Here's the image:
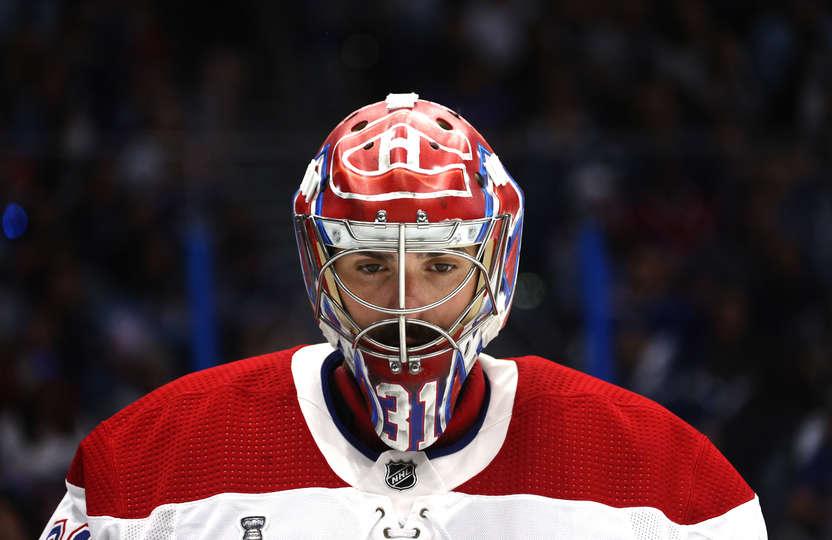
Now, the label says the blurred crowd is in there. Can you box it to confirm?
[1,0,831,536]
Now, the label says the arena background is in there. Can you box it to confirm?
[2,1,831,537]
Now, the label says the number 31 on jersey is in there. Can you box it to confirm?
[376,381,439,451]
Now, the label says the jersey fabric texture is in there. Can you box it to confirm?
[40,344,767,539]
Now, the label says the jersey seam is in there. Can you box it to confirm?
[109,350,301,417]
[107,386,298,425]
[512,390,669,414]
[682,432,708,524]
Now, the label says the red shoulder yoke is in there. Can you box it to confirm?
[68,346,348,519]
[458,355,754,525]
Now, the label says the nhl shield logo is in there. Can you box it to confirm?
[385,460,417,490]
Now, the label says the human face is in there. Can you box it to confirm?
[332,247,478,346]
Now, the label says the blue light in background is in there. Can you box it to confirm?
[186,218,219,371]
[2,203,28,239]
[579,219,614,383]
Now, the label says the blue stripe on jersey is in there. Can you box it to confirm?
[319,349,380,461]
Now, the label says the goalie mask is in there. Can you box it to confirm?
[293,93,524,452]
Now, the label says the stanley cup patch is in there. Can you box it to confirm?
[240,516,266,540]
[385,460,417,491]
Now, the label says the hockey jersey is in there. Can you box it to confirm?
[40,343,767,539]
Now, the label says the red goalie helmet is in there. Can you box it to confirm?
[293,93,524,451]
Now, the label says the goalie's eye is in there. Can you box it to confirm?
[358,263,386,275]
[430,262,457,273]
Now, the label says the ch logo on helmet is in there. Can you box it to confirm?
[240,516,266,540]
[332,113,474,201]
[343,124,426,174]
[385,460,417,490]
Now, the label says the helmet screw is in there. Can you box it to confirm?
[375,210,387,223]
[408,359,422,374]
[416,210,428,223]
[389,360,402,373]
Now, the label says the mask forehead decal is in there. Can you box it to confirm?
[330,110,474,201]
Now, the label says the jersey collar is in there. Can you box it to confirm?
[322,349,491,461]
[291,343,517,493]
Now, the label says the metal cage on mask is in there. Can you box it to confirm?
[294,210,512,376]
